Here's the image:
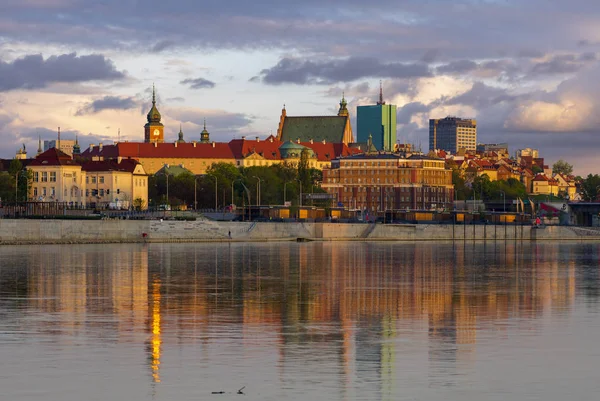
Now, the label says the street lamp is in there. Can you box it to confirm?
[202,174,218,211]
[253,176,262,206]
[194,175,199,210]
[499,190,505,212]
[283,182,289,205]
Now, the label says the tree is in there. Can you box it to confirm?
[552,159,573,176]
[579,174,600,201]
[532,165,543,174]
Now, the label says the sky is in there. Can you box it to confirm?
[1,0,600,175]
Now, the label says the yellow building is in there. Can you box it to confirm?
[28,148,86,205]
[81,159,149,209]
[532,174,560,196]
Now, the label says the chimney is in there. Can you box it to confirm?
[174,142,178,147]
[310,138,313,144]
[212,142,216,148]
[322,139,326,144]
[256,136,260,142]
[98,142,103,151]
[241,136,246,140]
[193,141,197,147]
[297,138,300,144]
[89,144,94,151]
[117,156,122,163]
[154,142,158,147]
[269,136,273,143]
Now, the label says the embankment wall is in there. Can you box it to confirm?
[1,219,600,245]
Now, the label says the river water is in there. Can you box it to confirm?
[1,242,600,400]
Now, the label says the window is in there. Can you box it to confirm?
[106,189,110,195]
[42,172,48,182]
[86,189,89,197]
[50,172,56,182]
[86,176,89,184]
[34,172,39,182]
[99,189,104,197]
[42,187,47,196]
[91,176,97,184]
[33,187,38,196]
[51,187,55,197]
[99,176,104,184]
[117,189,120,194]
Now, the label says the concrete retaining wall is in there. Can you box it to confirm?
[1,219,600,244]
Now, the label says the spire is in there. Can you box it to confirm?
[338,92,349,117]
[200,119,210,143]
[177,124,185,143]
[37,135,42,155]
[377,80,385,105]
[73,133,81,155]
[57,126,61,149]
[146,84,162,123]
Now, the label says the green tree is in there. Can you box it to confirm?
[531,165,543,174]
[552,159,573,176]
[579,174,600,201]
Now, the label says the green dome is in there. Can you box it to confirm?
[279,141,315,159]
[147,85,161,123]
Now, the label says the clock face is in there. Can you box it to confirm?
[153,129,160,136]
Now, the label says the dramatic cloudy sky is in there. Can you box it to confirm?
[2,0,600,174]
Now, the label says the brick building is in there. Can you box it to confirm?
[322,153,454,212]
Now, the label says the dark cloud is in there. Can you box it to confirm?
[530,54,586,75]
[180,77,216,89]
[167,97,185,102]
[260,57,431,85]
[421,49,439,63]
[446,82,518,109]
[0,53,125,91]
[75,96,139,116]
[436,60,478,75]
[396,102,432,124]
[151,40,175,53]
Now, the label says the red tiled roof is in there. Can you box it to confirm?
[28,148,79,166]
[229,138,281,160]
[81,159,141,173]
[301,141,360,161]
[533,174,548,181]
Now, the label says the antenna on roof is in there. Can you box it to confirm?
[118,128,121,143]
[377,80,385,105]
[57,127,61,149]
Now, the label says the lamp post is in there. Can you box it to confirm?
[203,174,217,211]
[284,182,289,205]
[194,175,199,210]
[253,176,262,206]
[500,190,505,212]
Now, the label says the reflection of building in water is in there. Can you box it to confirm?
[148,275,162,384]
[25,245,149,338]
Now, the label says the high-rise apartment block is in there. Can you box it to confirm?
[429,117,477,153]
[357,84,396,151]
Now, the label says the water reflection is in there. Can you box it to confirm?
[1,242,600,401]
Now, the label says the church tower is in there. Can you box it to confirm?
[338,93,349,117]
[200,119,210,143]
[144,85,164,143]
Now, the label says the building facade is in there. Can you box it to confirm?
[28,148,86,205]
[429,117,477,153]
[357,85,397,151]
[81,159,148,209]
[322,153,454,212]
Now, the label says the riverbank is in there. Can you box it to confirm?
[2,219,600,244]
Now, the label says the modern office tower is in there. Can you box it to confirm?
[357,83,397,151]
[429,117,477,153]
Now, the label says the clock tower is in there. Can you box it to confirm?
[144,85,164,143]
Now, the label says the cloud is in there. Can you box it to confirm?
[75,96,139,116]
[167,96,185,102]
[166,107,253,132]
[151,40,175,53]
[396,102,432,124]
[529,54,587,75]
[259,57,432,85]
[436,60,478,75]
[180,77,216,89]
[0,53,125,91]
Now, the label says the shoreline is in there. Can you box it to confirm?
[2,219,600,245]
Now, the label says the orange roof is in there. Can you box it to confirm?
[29,148,79,166]
[532,174,548,182]
[229,137,281,160]
[301,141,360,161]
